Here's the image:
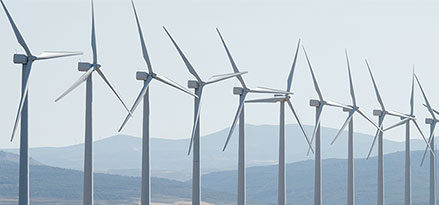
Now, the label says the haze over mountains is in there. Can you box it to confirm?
[0,150,435,204]
[4,124,433,181]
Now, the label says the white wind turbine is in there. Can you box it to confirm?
[377,69,430,205]
[164,27,247,205]
[117,1,197,205]
[244,40,314,205]
[217,33,312,205]
[415,74,437,205]
[365,61,433,205]
[54,1,131,205]
[0,1,82,204]
[329,50,381,205]
[302,46,353,205]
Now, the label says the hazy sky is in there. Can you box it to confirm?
[1,0,439,148]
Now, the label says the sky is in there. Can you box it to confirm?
[1,0,439,148]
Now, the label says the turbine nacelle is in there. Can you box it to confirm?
[373,109,384,116]
[310,99,321,107]
[426,118,437,125]
[78,62,93,72]
[233,87,245,95]
[342,106,358,112]
[13,54,28,64]
[136,71,149,81]
[188,80,201,89]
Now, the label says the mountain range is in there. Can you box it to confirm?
[0,151,242,204]
[0,150,436,204]
[4,124,433,181]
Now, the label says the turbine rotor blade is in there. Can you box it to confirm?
[55,65,95,102]
[415,74,436,119]
[421,122,436,166]
[413,119,434,155]
[36,51,82,60]
[383,119,409,132]
[345,49,356,106]
[188,87,203,155]
[10,62,32,141]
[324,100,351,109]
[216,28,247,89]
[163,27,202,82]
[365,60,385,111]
[154,75,197,98]
[410,67,415,115]
[356,108,382,131]
[386,110,412,119]
[118,75,153,132]
[223,92,247,151]
[0,0,32,56]
[366,115,385,160]
[245,97,285,103]
[286,39,301,93]
[91,0,97,64]
[330,108,356,145]
[95,68,132,116]
[287,99,313,153]
[206,72,247,85]
[307,105,323,156]
[253,87,293,95]
[131,0,152,73]
[302,46,323,101]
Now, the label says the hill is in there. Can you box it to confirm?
[4,124,433,181]
[0,151,241,204]
[201,150,434,205]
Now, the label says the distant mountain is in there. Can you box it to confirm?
[201,150,434,205]
[4,124,432,181]
[0,151,248,204]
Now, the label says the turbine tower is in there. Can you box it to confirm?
[164,27,246,205]
[0,1,81,204]
[364,61,433,205]
[117,1,197,204]
[55,1,131,204]
[380,69,430,205]
[329,50,381,205]
[415,74,437,205]
[219,35,313,205]
[302,46,352,205]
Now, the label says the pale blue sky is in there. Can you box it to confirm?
[1,0,438,148]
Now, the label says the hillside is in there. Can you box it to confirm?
[0,151,241,204]
[4,124,432,181]
[201,151,434,205]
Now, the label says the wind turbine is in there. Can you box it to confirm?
[414,74,437,205]
[329,50,381,205]
[54,1,131,205]
[377,69,430,205]
[164,27,247,205]
[218,33,313,205]
[117,1,197,205]
[364,61,433,205]
[0,1,81,204]
[302,46,352,205]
